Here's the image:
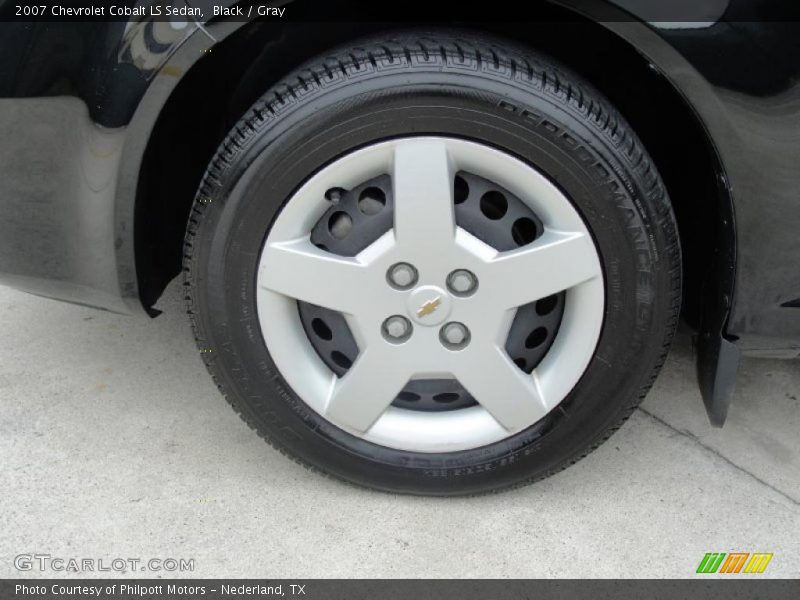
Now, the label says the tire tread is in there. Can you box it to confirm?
[183,31,682,496]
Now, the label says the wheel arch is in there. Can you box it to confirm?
[133,9,736,344]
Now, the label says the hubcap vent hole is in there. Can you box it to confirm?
[525,327,548,349]
[328,211,352,239]
[480,191,508,220]
[311,318,333,341]
[357,187,386,215]
[433,393,460,403]
[512,217,538,246]
[536,295,559,316]
[325,187,346,203]
[331,351,353,369]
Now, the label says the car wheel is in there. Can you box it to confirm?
[183,31,681,495]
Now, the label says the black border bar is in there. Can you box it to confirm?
[3,0,800,23]
[3,579,800,600]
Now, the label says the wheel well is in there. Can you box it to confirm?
[136,15,728,330]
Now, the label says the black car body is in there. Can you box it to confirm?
[1,0,799,427]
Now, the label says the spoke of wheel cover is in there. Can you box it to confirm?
[325,348,410,433]
[486,230,601,309]
[259,238,369,313]
[392,139,456,251]
[456,346,548,431]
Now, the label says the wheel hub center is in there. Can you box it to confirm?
[406,285,452,326]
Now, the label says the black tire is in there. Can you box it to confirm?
[183,30,681,495]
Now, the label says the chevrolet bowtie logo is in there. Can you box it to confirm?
[417,297,442,318]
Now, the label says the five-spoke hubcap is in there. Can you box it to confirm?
[256,137,605,452]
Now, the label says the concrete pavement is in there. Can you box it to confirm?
[1,281,798,578]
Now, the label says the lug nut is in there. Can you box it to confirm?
[440,322,470,350]
[382,315,412,343]
[387,262,418,290]
[447,269,478,296]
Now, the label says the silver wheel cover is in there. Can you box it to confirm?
[256,137,604,452]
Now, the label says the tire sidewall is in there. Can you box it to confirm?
[190,59,677,494]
